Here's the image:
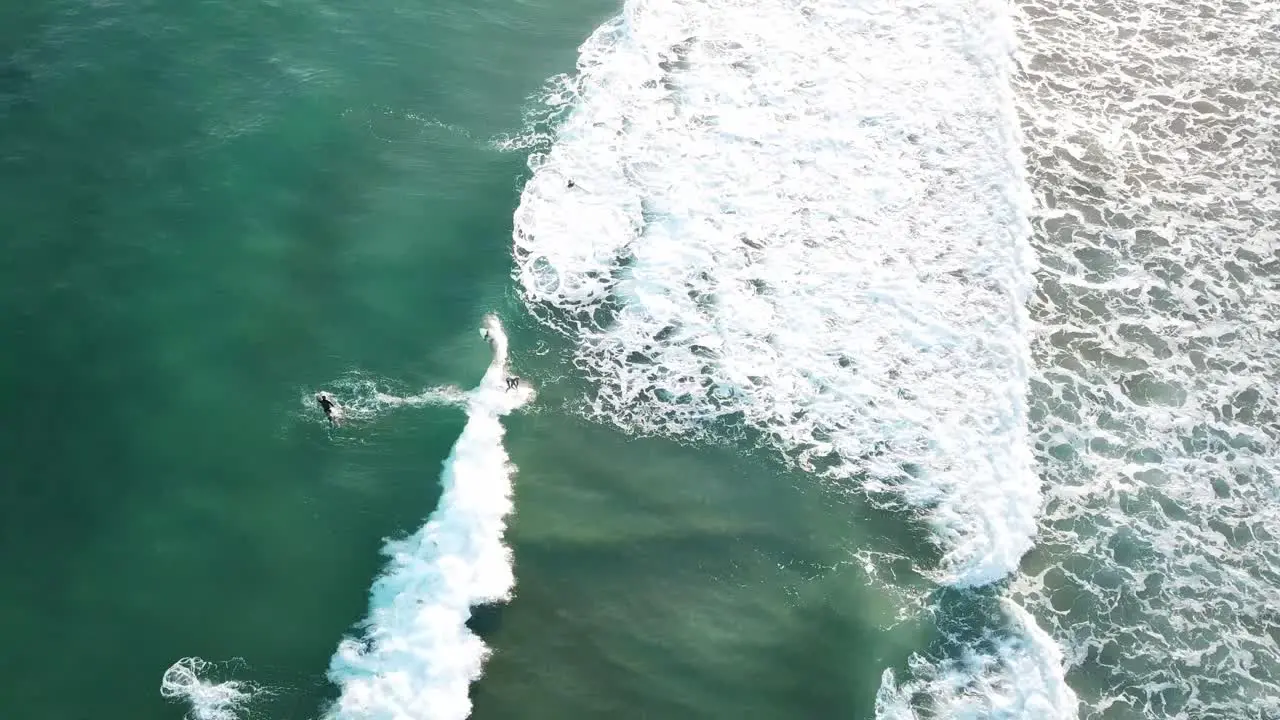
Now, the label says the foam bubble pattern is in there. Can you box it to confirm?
[1011,0,1280,717]
[306,372,468,425]
[512,0,1038,588]
[161,657,255,720]
[875,599,1078,719]
[324,315,533,720]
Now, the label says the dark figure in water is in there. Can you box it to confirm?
[567,179,575,188]
[316,391,343,426]
[505,376,520,391]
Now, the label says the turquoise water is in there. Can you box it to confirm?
[8,1,1276,718]
[0,2,937,718]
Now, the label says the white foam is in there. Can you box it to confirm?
[372,387,470,409]
[305,374,468,426]
[511,0,1037,587]
[1010,0,1280,716]
[875,599,1078,720]
[323,314,532,720]
[160,657,256,720]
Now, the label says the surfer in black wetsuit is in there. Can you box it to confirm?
[316,391,343,426]
[505,376,520,391]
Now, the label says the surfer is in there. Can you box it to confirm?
[316,391,344,426]
[506,376,520,391]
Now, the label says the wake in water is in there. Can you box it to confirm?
[299,373,470,427]
[323,314,532,720]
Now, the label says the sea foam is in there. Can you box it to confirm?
[512,0,1037,588]
[323,315,532,720]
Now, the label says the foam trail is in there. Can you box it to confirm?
[306,373,469,425]
[160,657,255,720]
[324,314,532,720]
[511,0,1037,587]
[373,387,469,409]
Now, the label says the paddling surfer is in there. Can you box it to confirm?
[316,391,344,426]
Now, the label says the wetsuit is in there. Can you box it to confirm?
[318,395,338,421]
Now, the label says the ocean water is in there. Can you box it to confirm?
[1,2,1276,720]
[1009,1,1279,717]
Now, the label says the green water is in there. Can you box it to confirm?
[0,1,936,717]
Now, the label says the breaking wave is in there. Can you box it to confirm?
[507,1,1071,716]
[164,316,533,720]
[876,599,1077,719]
[511,0,1037,590]
[323,315,533,720]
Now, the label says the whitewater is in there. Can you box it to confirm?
[322,315,533,720]
[508,0,1071,716]
[1009,0,1280,717]
[512,0,1038,590]
[156,0,1280,716]
[163,315,533,720]
[510,0,1278,717]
